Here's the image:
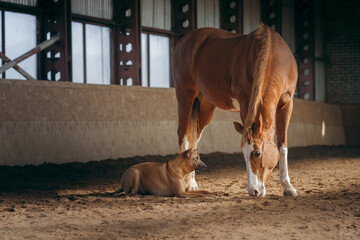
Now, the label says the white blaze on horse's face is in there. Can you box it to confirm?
[241,142,266,197]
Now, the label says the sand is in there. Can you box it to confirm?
[0,146,359,240]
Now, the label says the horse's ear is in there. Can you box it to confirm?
[233,122,244,135]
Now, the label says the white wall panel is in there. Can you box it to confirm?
[164,0,171,30]
[0,0,37,6]
[72,0,113,20]
[142,0,171,30]
[197,0,220,28]
[153,0,165,29]
[142,0,154,28]
[71,22,84,83]
[243,0,261,34]
[282,5,295,52]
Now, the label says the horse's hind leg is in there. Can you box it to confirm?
[176,90,197,153]
[276,99,298,197]
[185,97,216,190]
[196,97,216,147]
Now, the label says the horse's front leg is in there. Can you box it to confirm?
[276,99,298,197]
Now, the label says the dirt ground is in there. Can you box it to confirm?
[0,146,359,240]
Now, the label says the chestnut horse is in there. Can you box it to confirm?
[172,24,298,197]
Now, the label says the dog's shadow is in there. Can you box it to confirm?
[62,189,225,201]
[63,189,128,200]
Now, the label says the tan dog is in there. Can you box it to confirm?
[119,149,210,197]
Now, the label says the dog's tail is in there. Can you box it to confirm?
[189,97,200,148]
[108,183,124,196]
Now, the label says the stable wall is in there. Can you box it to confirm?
[340,105,360,146]
[325,0,360,104]
[0,79,345,166]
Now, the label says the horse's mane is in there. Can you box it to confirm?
[243,23,272,141]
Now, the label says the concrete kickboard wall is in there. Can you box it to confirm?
[0,79,346,166]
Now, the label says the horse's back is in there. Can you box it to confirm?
[173,28,241,83]
[173,28,247,105]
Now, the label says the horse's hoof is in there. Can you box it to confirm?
[191,183,199,190]
[284,188,298,197]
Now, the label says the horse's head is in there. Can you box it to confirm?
[233,119,279,197]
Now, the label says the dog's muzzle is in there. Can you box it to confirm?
[196,162,207,170]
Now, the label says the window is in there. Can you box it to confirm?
[282,0,295,53]
[141,0,172,88]
[0,11,37,79]
[71,21,110,84]
[141,33,170,88]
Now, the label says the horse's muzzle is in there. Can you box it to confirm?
[248,182,266,197]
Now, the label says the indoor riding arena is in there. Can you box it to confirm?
[0,0,359,239]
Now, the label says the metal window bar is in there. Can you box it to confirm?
[0,33,60,75]
[0,52,35,79]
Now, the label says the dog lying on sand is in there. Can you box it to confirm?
[119,149,211,197]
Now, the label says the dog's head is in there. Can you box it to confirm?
[181,148,207,172]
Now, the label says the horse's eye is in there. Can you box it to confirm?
[253,150,261,158]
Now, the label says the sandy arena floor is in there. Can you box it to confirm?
[0,146,359,240]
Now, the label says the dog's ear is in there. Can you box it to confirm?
[182,148,192,158]
[233,122,244,135]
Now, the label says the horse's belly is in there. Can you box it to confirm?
[200,89,240,112]
[215,97,240,112]
[227,98,241,112]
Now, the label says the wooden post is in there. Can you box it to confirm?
[113,0,140,86]
[220,0,243,33]
[295,0,315,100]
[38,0,71,81]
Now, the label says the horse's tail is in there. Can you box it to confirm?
[243,23,272,140]
[189,97,200,148]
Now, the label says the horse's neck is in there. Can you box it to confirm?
[262,126,276,142]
